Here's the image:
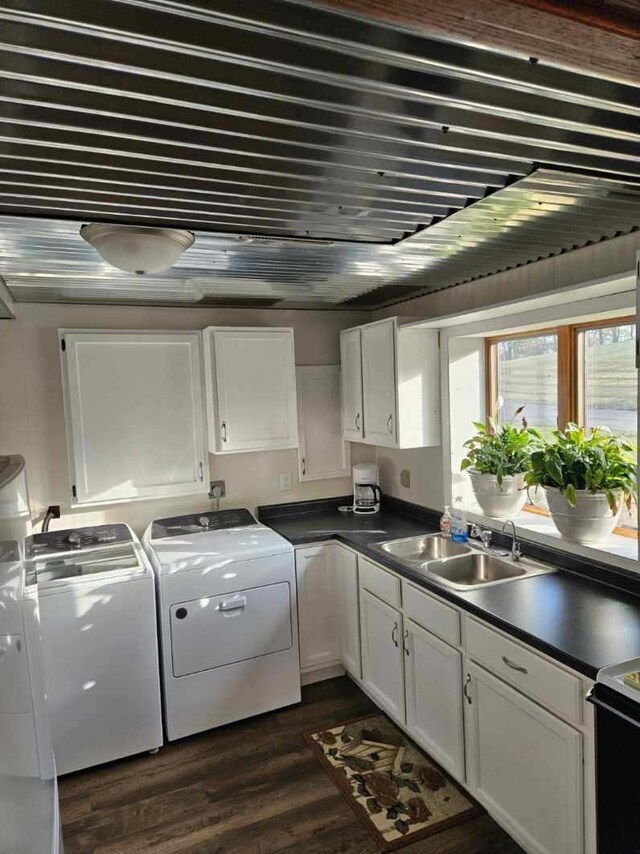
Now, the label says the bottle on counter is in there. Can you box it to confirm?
[439,505,453,538]
[450,496,468,543]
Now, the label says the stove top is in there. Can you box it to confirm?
[597,657,640,705]
[150,509,256,539]
[25,524,132,558]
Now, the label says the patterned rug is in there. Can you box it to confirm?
[303,714,482,851]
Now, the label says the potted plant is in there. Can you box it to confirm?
[524,423,637,545]
[461,406,539,519]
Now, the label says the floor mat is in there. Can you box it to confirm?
[303,713,482,851]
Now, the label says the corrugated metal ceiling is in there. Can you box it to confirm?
[1,0,640,308]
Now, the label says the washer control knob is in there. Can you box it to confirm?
[67,532,82,549]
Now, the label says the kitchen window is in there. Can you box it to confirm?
[486,317,637,534]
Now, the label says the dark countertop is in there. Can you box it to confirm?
[258,497,640,679]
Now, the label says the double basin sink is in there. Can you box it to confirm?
[374,534,554,591]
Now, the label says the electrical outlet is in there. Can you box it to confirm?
[279,473,292,491]
[400,469,411,489]
[209,480,226,499]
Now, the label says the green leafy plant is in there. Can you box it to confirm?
[461,406,541,486]
[524,423,637,512]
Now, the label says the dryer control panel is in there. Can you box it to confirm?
[150,508,256,540]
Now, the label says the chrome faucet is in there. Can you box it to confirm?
[469,523,508,556]
[502,519,522,562]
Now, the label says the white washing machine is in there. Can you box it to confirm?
[24,524,163,775]
[142,508,301,741]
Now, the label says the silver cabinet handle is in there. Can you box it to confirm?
[502,655,528,675]
[218,596,247,613]
[391,621,398,648]
[301,458,306,475]
[355,412,361,430]
[403,629,410,656]
[198,461,204,481]
[387,413,393,434]
[221,421,227,443]
[464,673,472,704]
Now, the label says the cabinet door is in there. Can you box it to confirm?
[404,619,465,779]
[61,331,208,505]
[465,661,583,854]
[209,329,298,453]
[340,328,364,441]
[335,547,361,679]
[295,546,340,672]
[297,366,350,481]
[360,589,405,721]
[361,319,397,447]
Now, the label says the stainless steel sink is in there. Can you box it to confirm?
[428,551,533,589]
[375,534,554,590]
[377,534,471,563]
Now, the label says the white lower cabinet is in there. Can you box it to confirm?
[360,589,405,721]
[404,618,465,780]
[465,660,583,854]
[335,546,361,679]
[295,545,341,675]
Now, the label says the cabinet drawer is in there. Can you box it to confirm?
[465,618,582,724]
[358,557,401,608]
[402,582,460,647]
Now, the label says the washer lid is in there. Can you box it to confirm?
[144,522,292,573]
[25,543,146,588]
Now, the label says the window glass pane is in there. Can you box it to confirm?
[583,322,637,530]
[495,333,558,435]
[583,323,636,442]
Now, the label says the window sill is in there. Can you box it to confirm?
[466,507,639,574]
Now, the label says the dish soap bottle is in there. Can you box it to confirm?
[450,496,468,543]
[440,506,453,538]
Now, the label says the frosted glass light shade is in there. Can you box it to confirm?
[80,224,195,273]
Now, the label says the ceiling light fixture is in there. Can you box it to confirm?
[80,224,195,274]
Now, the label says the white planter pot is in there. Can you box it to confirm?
[468,470,527,520]
[544,486,622,545]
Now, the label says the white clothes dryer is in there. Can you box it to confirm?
[142,509,301,741]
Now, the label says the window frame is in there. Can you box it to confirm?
[485,314,636,539]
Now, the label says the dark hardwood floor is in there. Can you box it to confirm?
[59,677,523,853]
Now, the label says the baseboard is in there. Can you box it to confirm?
[300,663,346,686]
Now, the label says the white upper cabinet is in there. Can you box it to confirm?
[340,317,440,448]
[340,328,364,441]
[361,319,398,446]
[296,365,350,481]
[203,327,298,454]
[60,330,209,506]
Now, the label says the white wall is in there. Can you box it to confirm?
[1,302,374,535]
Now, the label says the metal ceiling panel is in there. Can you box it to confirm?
[0,0,639,308]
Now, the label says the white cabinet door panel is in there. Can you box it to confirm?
[360,589,404,721]
[297,366,350,481]
[361,319,397,446]
[207,328,298,453]
[61,331,208,505]
[465,661,583,854]
[335,547,361,679]
[296,546,340,671]
[404,619,465,780]
[340,328,364,441]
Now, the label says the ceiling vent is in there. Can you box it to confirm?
[236,235,335,247]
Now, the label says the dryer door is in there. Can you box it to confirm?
[169,582,293,677]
